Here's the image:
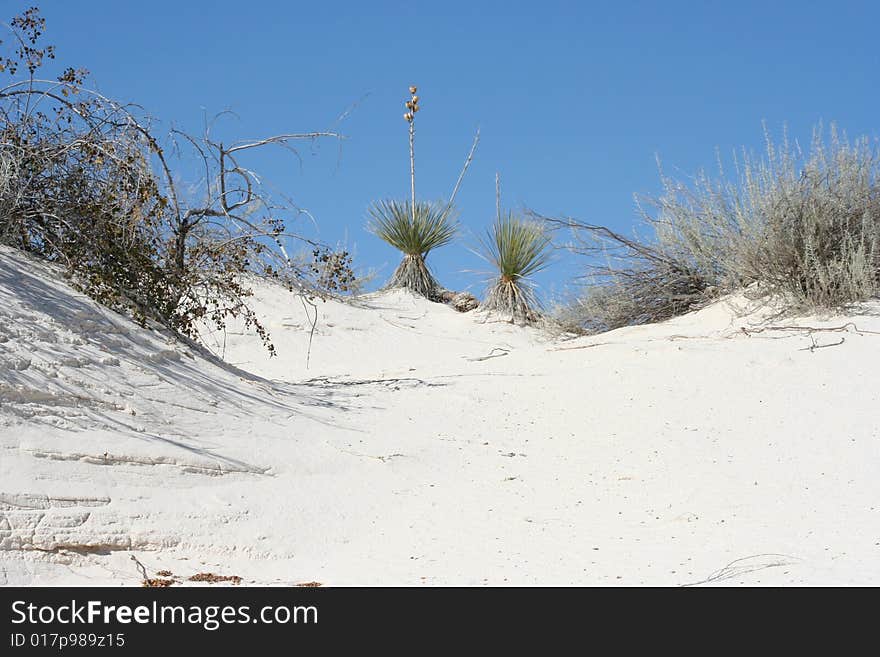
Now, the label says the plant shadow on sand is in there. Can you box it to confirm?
[0,249,368,470]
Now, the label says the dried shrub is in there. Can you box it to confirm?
[308,246,357,294]
[0,7,350,354]
[549,124,880,333]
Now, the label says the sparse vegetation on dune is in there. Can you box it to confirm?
[549,125,880,334]
[3,6,878,342]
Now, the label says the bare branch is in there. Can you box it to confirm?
[446,127,480,211]
[225,132,341,155]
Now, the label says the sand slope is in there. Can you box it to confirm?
[2,246,879,585]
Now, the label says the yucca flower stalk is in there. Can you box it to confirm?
[368,198,457,297]
[404,85,420,221]
[480,213,552,323]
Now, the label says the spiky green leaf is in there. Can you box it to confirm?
[368,199,457,257]
[481,213,552,281]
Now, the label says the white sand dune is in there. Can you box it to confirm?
[2,245,879,586]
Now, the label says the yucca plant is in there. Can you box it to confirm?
[368,198,457,297]
[480,213,552,323]
[368,85,479,299]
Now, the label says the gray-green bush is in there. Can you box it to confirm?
[552,125,880,333]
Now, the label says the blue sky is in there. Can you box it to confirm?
[21,0,880,300]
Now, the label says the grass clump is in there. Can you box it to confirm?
[480,213,551,323]
[368,198,457,297]
[552,124,880,333]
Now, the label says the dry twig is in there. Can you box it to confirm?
[465,347,510,362]
[741,322,880,336]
